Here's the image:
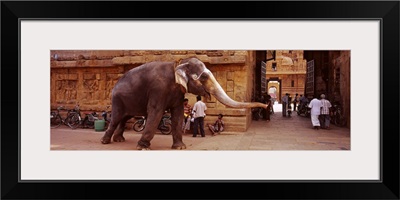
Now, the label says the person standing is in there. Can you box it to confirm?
[265,95,272,121]
[298,94,309,112]
[293,93,299,111]
[308,96,322,130]
[192,95,207,137]
[319,94,332,129]
[282,93,289,117]
[182,98,192,133]
[260,94,267,120]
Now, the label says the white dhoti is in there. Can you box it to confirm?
[311,115,320,126]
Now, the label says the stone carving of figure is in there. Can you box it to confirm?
[55,81,63,101]
[84,79,99,100]
[106,79,118,100]
[64,81,71,100]
[64,81,76,101]
[70,81,77,100]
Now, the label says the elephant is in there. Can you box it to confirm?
[100,57,268,150]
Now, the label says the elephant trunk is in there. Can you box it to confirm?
[206,72,267,109]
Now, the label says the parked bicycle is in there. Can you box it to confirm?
[101,105,112,129]
[67,104,83,129]
[50,106,79,129]
[331,103,346,127]
[132,111,172,134]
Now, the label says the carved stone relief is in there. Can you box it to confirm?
[105,73,121,101]
[54,73,78,104]
[82,74,101,105]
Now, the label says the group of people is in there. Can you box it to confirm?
[182,95,224,137]
[181,92,331,136]
[281,92,332,129]
[281,93,312,117]
[308,94,332,130]
[281,93,299,117]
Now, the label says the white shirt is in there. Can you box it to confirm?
[192,101,207,118]
[282,95,288,104]
[308,98,322,115]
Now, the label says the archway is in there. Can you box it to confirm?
[267,78,281,103]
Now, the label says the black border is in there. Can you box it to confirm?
[2,1,399,199]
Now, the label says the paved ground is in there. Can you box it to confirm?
[51,103,350,151]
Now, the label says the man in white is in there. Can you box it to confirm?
[308,96,322,130]
[192,95,207,137]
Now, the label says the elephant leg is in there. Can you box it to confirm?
[101,99,124,144]
[137,109,163,150]
[101,117,121,144]
[170,106,186,149]
[113,116,131,142]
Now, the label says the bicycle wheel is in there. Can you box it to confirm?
[51,114,62,128]
[67,113,81,129]
[132,120,145,132]
[335,113,347,127]
[161,124,172,135]
[161,120,172,135]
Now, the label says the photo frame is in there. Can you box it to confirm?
[2,1,399,199]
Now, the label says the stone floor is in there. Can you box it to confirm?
[50,103,350,151]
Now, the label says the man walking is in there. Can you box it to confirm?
[192,95,207,137]
[319,94,332,129]
[282,93,289,117]
[308,95,322,130]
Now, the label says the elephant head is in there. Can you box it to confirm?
[175,57,266,108]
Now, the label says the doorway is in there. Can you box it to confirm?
[267,78,282,103]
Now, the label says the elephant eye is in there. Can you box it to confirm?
[191,69,210,80]
[191,74,198,80]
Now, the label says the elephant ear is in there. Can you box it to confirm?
[175,63,189,93]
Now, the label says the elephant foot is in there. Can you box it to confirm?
[171,144,187,150]
[101,136,111,144]
[137,140,151,150]
[113,135,125,142]
[136,145,151,150]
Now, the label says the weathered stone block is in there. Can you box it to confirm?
[206,108,247,116]
[171,51,188,55]
[227,71,234,80]
[68,74,78,80]
[209,56,246,64]
[112,56,145,65]
[227,81,234,92]
[84,73,96,80]
[206,102,216,108]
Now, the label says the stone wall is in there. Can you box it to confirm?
[330,51,351,127]
[50,50,256,131]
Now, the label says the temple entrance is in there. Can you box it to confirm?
[267,78,282,103]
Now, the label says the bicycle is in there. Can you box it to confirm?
[67,104,83,129]
[101,105,112,129]
[132,111,172,135]
[331,103,346,127]
[50,106,78,129]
